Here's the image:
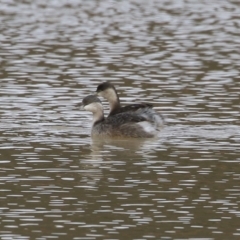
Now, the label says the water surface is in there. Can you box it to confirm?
[0,0,240,239]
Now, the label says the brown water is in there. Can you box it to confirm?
[0,0,240,239]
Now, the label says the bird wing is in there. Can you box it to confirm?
[105,112,148,126]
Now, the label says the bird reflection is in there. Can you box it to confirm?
[90,137,158,159]
[78,137,160,188]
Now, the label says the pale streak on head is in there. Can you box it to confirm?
[98,88,120,111]
[84,102,104,124]
[98,88,117,102]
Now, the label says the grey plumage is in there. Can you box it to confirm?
[82,95,158,138]
[96,82,164,128]
[82,94,102,106]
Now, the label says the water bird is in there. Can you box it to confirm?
[82,95,159,138]
[96,82,164,128]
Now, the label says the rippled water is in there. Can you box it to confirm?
[0,0,240,239]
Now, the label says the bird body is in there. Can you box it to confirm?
[96,82,164,129]
[82,95,159,138]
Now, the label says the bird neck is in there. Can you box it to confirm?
[92,109,104,125]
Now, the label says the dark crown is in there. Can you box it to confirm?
[82,95,101,106]
[96,82,115,92]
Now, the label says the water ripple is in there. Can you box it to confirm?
[0,0,240,239]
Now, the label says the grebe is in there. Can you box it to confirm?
[82,95,159,138]
[96,82,164,128]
